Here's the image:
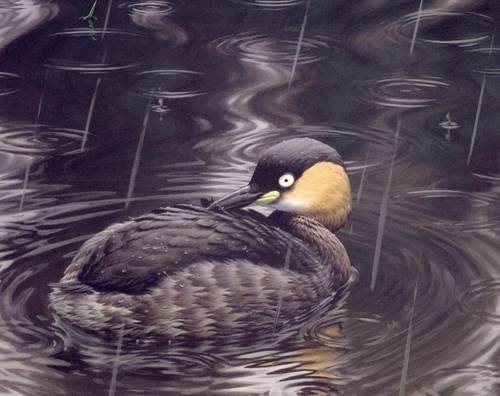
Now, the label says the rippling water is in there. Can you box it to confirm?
[1,0,500,395]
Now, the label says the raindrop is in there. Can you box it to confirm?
[125,104,151,209]
[108,322,125,396]
[467,32,495,166]
[371,120,400,291]
[409,0,424,55]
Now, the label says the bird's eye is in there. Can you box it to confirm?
[278,173,295,188]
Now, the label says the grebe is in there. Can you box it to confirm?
[50,138,352,341]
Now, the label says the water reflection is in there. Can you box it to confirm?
[392,189,500,232]
[44,29,148,73]
[0,72,20,96]
[229,0,316,11]
[0,125,89,155]
[391,11,495,48]
[212,31,331,65]
[467,47,500,75]
[353,76,463,108]
[129,69,204,99]
[121,0,175,16]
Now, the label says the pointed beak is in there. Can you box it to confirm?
[208,185,280,210]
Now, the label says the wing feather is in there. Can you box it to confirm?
[70,205,318,293]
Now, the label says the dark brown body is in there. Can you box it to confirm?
[50,205,351,341]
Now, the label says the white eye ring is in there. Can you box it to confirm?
[278,173,295,188]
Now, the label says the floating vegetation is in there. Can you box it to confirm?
[80,0,99,31]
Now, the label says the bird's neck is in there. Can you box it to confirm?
[270,211,351,287]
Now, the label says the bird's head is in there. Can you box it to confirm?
[209,138,352,230]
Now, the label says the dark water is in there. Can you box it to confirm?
[1,0,500,394]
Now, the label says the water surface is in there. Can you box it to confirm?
[1,0,500,395]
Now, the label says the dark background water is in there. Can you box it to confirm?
[1,0,500,395]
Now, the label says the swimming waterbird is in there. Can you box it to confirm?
[50,138,353,341]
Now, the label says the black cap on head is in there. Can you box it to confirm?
[249,138,344,191]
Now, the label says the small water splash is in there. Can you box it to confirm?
[151,97,170,120]
[353,76,461,108]
[371,119,400,291]
[439,112,459,141]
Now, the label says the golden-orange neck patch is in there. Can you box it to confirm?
[280,162,352,230]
